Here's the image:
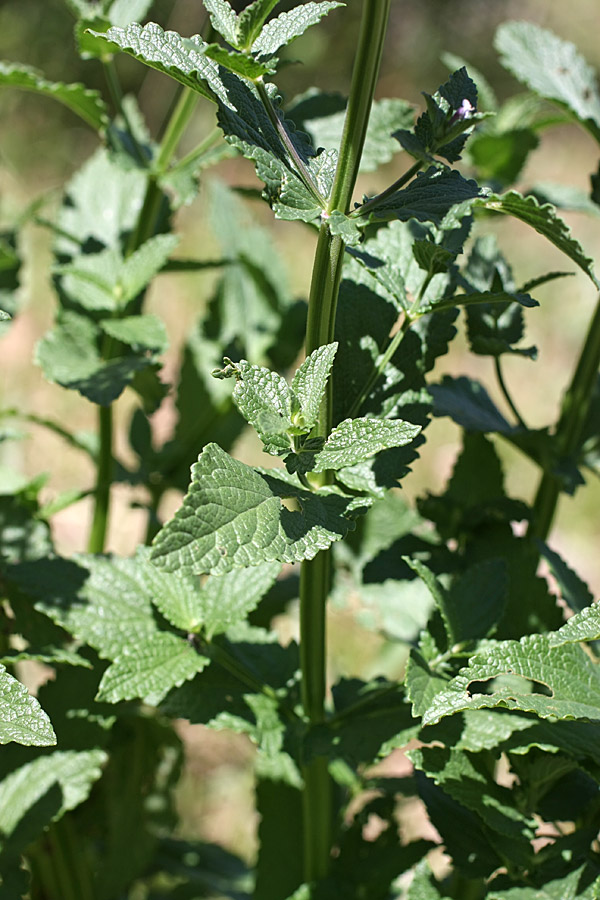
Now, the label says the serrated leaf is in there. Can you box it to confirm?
[289,92,414,173]
[0,750,106,852]
[409,746,536,840]
[203,0,239,47]
[413,239,454,275]
[420,288,537,316]
[194,563,281,638]
[204,43,273,79]
[221,358,294,454]
[151,443,356,575]
[97,631,209,704]
[368,166,485,225]
[495,22,600,138]
[35,310,154,406]
[90,22,230,105]
[312,417,421,472]
[548,604,600,647]
[251,2,343,60]
[55,149,149,256]
[116,232,179,305]
[0,665,56,746]
[24,550,192,661]
[537,542,595,615]
[291,343,337,430]
[430,375,515,433]
[475,191,599,287]
[326,210,362,245]
[237,0,279,49]
[421,635,600,726]
[99,314,168,353]
[0,61,108,130]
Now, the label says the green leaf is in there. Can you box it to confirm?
[326,210,362,245]
[24,550,184,660]
[217,358,294,455]
[115,233,179,305]
[35,311,154,406]
[495,22,600,138]
[475,191,599,288]
[537,542,595,615]
[195,563,281,639]
[97,632,209,704]
[203,0,239,47]
[488,864,600,899]
[99,314,168,353]
[312,417,421,472]
[204,43,273,79]
[421,288,537,316]
[0,750,106,854]
[368,166,485,225]
[0,232,21,335]
[291,343,337,430]
[90,22,231,105]
[469,129,539,187]
[289,92,414,173]
[151,443,356,575]
[430,375,514,433]
[421,635,600,726]
[237,0,280,49]
[548,604,600,648]
[0,61,108,130]
[54,149,149,256]
[409,745,536,840]
[251,2,343,60]
[0,665,56,746]
[107,0,157,27]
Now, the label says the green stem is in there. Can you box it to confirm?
[327,0,392,215]
[30,817,96,900]
[494,356,527,429]
[155,88,199,173]
[529,292,600,540]
[299,0,392,884]
[87,404,113,554]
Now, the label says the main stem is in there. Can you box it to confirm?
[299,0,392,883]
[529,292,600,540]
[87,404,112,554]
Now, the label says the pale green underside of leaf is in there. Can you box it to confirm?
[32,550,191,660]
[100,313,168,353]
[421,635,600,726]
[313,417,421,472]
[495,21,600,136]
[230,360,294,444]
[90,23,230,104]
[196,562,281,638]
[237,0,279,49]
[291,342,337,429]
[298,96,414,174]
[203,0,239,47]
[150,443,356,575]
[0,664,56,746]
[97,632,209,704]
[251,2,343,59]
[0,750,106,845]
[548,602,600,647]
[0,61,108,130]
[475,191,599,287]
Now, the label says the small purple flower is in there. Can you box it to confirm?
[450,98,475,124]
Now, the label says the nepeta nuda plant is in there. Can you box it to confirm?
[0,2,599,898]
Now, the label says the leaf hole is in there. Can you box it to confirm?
[467,674,553,697]
[281,496,301,513]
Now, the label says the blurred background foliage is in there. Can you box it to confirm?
[1,0,600,864]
